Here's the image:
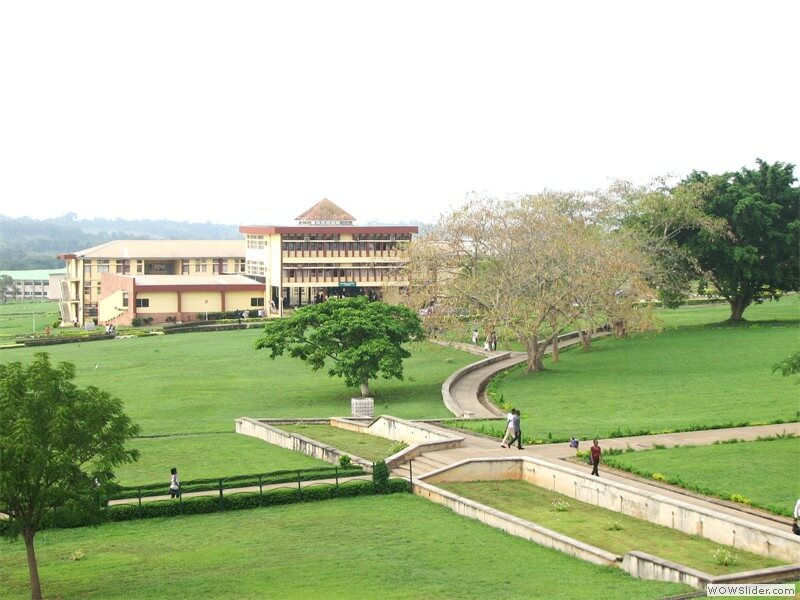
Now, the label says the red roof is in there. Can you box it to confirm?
[295,198,355,222]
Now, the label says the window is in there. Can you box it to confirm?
[182,260,189,275]
[235,259,245,273]
[116,260,130,274]
[97,259,110,274]
[247,235,265,249]
[122,292,129,308]
[250,297,265,307]
[220,261,230,274]
[136,298,149,308]
[212,260,219,274]
[137,261,143,274]
[84,264,92,277]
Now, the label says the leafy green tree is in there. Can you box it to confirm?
[255,297,424,397]
[773,350,800,384]
[680,159,800,321]
[0,274,14,303]
[0,353,140,600]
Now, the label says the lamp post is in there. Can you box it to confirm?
[32,307,36,333]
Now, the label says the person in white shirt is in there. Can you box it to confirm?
[500,409,516,448]
[793,498,800,535]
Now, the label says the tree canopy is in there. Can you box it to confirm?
[0,353,140,600]
[254,296,425,397]
[679,159,799,320]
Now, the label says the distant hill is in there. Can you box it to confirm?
[0,214,239,270]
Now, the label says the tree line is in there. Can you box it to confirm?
[405,159,799,371]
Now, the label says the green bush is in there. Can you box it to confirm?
[339,455,352,468]
[372,460,390,494]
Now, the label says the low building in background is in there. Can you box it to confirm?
[98,274,265,326]
[0,269,66,302]
[58,240,245,325]
[240,198,417,314]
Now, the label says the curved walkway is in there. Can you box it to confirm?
[441,331,607,418]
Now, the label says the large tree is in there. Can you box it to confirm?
[0,353,140,600]
[255,296,425,397]
[680,159,800,321]
[406,193,652,372]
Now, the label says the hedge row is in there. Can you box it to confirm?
[18,334,113,346]
[16,479,409,531]
[107,466,365,500]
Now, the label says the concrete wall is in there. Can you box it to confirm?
[181,291,222,313]
[622,552,709,589]
[413,479,620,567]
[235,417,373,470]
[423,457,800,564]
[137,291,179,313]
[225,290,262,311]
[440,352,512,417]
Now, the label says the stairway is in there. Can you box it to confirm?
[392,453,451,479]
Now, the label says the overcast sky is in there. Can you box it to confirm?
[1,1,797,227]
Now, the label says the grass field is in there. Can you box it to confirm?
[440,480,784,575]
[0,494,691,600]
[454,297,799,442]
[279,424,401,462]
[0,332,473,484]
[0,300,60,342]
[604,437,800,516]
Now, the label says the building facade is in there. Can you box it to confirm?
[0,269,66,301]
[58,240,246,325]
[239,199,417,313]
[98,274,265,326]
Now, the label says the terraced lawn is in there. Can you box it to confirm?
[279,423,400,462]
[0,494,691,599]
[440,480,784,575]
[604,436,800,516]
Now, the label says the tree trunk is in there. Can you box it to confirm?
[579,329,592,351]
[360,380,371,397]
[729,297,748,322]
[550,336,560,363]
[524,338,546,372]
[23,527,43,600]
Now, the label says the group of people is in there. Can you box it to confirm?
[472,328,497,351]
[500,412,603,475]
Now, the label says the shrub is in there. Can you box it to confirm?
[652,473,668,482]
[551,498,570,512]
[372,460,390,494]
[605,520,624,531]
[339,455,352,468]
[713,547,738,567]
[387,440,408,456]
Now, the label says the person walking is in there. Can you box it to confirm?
[507,409,524,449]
[500,409,516,448]
[471,328,479,345]
[590,440,602,476]
[793,497,800,535]
[489,331,497,351]
[169,467,181,498]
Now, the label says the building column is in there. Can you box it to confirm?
[220,291,225,312]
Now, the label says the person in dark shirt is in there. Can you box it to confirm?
[590,440,602,476]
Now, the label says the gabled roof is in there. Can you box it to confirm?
[295,198,355,223]
[58,240,245,260]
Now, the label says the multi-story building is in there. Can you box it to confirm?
[0,269,66,301]
[239,199,417,313]
[58,240,246,325]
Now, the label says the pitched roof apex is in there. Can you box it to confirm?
[295,198,356,223]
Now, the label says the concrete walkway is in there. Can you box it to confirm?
[441,332,607,419]
[398,421,800,531]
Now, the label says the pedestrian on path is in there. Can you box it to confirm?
[590,440,602,476]
[500,409,516,447]
[569,436,580,453]
[489,331,497,351]
[169,467,181,498]
[507,409,524,449]
[793,498,800,535]
[472,328,479,345]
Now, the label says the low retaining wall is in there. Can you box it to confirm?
[235,417,373,470]
[413,479,620,567]
[422,457,800,564]
[330,416,464,468]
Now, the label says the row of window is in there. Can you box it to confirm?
[281,241,402,253]
[282,267,400,282]
[83,259,244,277]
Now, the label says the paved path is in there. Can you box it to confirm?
[442,332,608,419]
[108,474,373,506]
[399,421,800,532]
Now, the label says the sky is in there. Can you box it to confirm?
[1,1,797,227]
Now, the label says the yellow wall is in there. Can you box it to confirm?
[225,290,263,311]
[181,291,222,312]
[98,291,127,321]
[137,292,178,313]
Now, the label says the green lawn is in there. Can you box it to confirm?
[0,300,60,342]
[454,296,799,442]
[112,433,329,487]
[0,494,690,599]
[604,437,800,516]
[440,480,784,576]
[279,424,400,462]
[1,332,473,482]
